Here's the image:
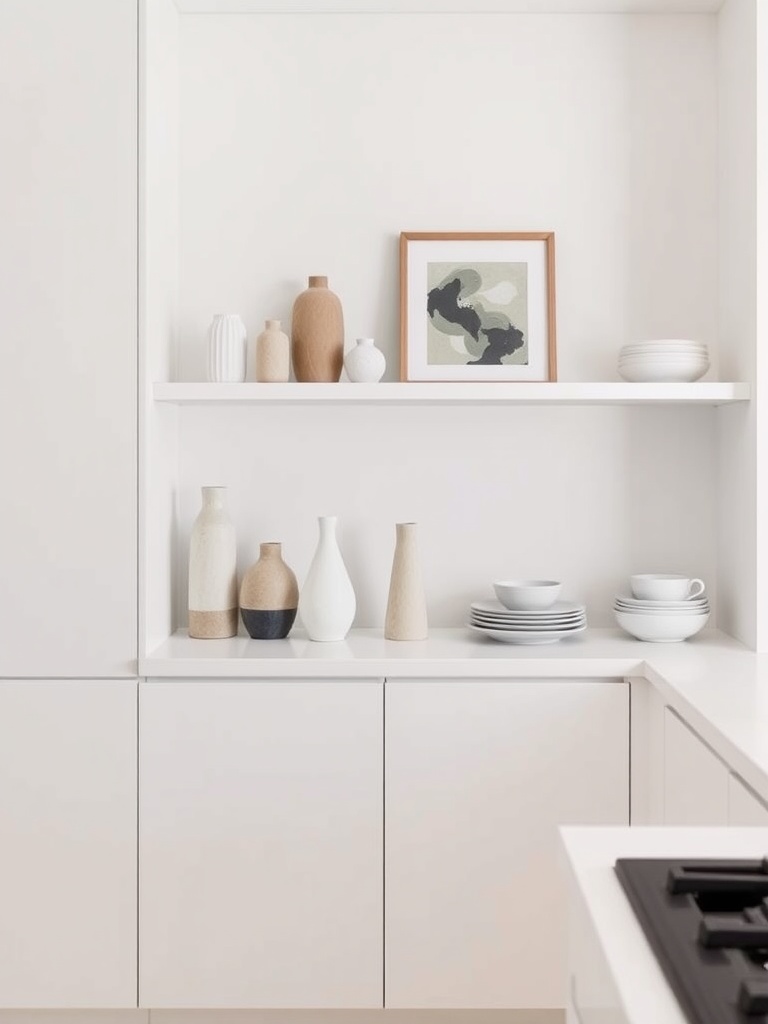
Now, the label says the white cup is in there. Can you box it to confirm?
[630,574,706,602]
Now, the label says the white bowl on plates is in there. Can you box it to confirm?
[614,609,709,641]
[493,579,562,610]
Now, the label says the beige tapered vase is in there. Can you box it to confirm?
[291,275,344,382]
[385,522,428,641]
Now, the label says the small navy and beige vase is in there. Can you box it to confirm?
[239,542,299,639]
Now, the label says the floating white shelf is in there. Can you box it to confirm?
[139,626,739,679]
[174,1,722,14]
[153,381,750,406]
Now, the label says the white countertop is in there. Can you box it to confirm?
[143,625,747,679]
[560,826,768,1024]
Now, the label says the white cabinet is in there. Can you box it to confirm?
[0,681,137,1008]
[663,707,730,825]
[0,0,137,677]
[385,680,629,1009]
[139,680,383,1009]
[728,773,768,825]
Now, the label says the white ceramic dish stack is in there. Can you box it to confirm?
[613,592,710,642]
[618,339,710,383]
[469,598,587,645]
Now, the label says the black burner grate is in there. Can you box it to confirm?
[615,858,768,1024]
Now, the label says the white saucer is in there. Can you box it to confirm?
[468,623,588,644]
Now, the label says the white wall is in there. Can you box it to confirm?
[176,12,717,383]
[155,11,721,634]
[174,403,716,629]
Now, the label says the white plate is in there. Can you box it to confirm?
[468,623,588,644]
[471,607,585,620]
[615,595,709,609]
[620,343,708,351]
[471,613,585,627]
[470,617,587,632]
[471,598,584,616]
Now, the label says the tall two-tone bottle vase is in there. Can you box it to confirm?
[207,313,247,382]
[298,516,356,641]
[385,522,428,640]
[188,486,238,639]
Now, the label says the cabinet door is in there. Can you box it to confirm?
[663,708,729,825]
[385,680,629,1009]
[728,773,768,825]
[0,681,137,1007]
[139,680,383,1009]
[0,0,136,676]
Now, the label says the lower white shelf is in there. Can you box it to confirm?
[140,626,741,679]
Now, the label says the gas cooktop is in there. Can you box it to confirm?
[616,857,768,1024]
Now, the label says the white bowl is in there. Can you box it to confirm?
[493,579,562,610]
[618,362,710,383]
[614,609,709,641]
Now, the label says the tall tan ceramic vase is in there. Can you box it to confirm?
[291,275,344,382]
[240,542,298,639]
[385,522,428,641]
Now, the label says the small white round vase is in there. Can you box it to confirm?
[344,337,386,383]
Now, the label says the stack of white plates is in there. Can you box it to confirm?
[618,340,710,383]
[468,599,587,645]
[613,594,710,642]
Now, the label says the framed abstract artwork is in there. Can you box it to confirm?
[399,232,557,382]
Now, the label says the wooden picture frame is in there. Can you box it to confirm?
[399,232,557,382]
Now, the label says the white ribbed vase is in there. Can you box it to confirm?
[344,337,386,383]
[207,313,247,382]
[188,486,238,638]
[385,522,428,640]
[299,516,356,641]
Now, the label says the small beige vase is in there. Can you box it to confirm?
[385,522,428,641]
[255,319,290,382]
[291,276,344,382]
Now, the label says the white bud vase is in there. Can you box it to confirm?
[299,516,356,641]
[344,337,386,383]
[188,486,238,638]
[255,319,290,382]
[207,313,247,382]
[385,522,428,640]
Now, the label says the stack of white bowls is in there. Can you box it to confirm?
[614,574,709,642]
[618,340,710,382]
